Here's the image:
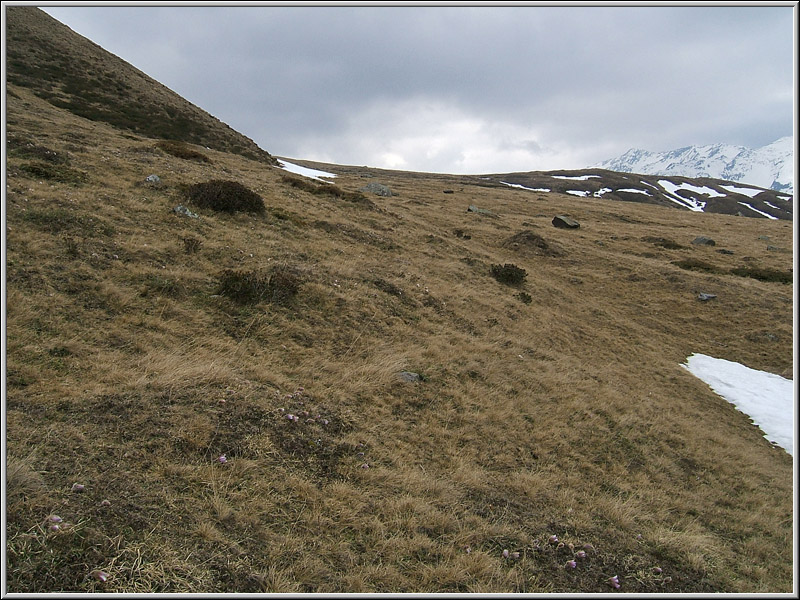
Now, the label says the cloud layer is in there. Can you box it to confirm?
[42,6,794,174]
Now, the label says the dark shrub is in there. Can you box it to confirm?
[183,236,202,254]
[490,263,527,286]
[19,162,87,184]
[672,259,721,273]
[185,180,265,214]
[517,292,532,304]
[217,266,301,305]
[155,140,210,162]
[730,267,792,284]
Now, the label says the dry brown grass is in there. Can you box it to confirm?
[4,81,795,593]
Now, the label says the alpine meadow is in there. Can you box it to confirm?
[3,7,795,594]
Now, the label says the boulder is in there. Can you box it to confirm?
[360,182,393,197]
[552,215,580,229]
[691,236,715,246]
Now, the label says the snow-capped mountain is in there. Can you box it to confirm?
[595,137,794,195]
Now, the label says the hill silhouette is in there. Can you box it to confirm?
[4,6,794,594]
[5,7,276,164]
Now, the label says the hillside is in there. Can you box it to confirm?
[596,138,794,195]
[4,7,795,595]
[5,7,276,164]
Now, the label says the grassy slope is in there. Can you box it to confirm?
[4,81,794,593]
[5,7,276,165]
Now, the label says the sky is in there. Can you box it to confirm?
[683,354,794,456]
[39,3,796,175]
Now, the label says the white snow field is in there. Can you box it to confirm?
[277,159,337,182]
[720,183,763,198]
[682,354,794,456]
[737,201,779,220]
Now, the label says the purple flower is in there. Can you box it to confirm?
[46,515,63,523]
[320,419,329,425]
[566,560,577,569]
[653,567,663,574]
[583,543,594,551]
[609,575,620,589]
[549,535,559,543]
[217,454,227,464]
[576,550,587,559]
[510,551,520,559]
[91,570,109,582]
[502,549,509,558]
[360,463,369,469]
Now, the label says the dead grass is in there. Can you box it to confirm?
[4,80,794,594]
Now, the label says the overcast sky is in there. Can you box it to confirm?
[40,4,795,175]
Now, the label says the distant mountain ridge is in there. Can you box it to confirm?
[595,138,794,195]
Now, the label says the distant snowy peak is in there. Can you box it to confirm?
[596,137,794,195]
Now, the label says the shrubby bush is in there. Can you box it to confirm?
[490,263,527,286]
[185,180,265,214]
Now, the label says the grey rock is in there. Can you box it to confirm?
[691,236,715,246]
[698,293,717,302]
[758,235,771,241]
[360,182,393,196]
[717,249,734,255]
[443,189,455,194]
[145,174,161,184]
[173,205,199,218]
[552,215,580,229]
[467,205,498,217]
[397,371,421,383]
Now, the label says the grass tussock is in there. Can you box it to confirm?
[4,50,794,594]
[155,139,210,162]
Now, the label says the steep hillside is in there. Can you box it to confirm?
[5,7,276,164]
[596,138,794,195]
[4,8,795,595]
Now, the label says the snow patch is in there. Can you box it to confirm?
[593,187,613,197]
[617,188,652,196]
[500,181,550,192]
[566,190,590,197]
[720,184,763,198]
[278,159,337,182]
[657,180,707,212]
[552,174,600,181]
[682,354,794,456]
[763,201,780,211]
[737,202,778,220]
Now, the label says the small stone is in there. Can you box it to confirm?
[691,236,715,246]
[173,205,199,219]
[698,293,717,302]
[397,371,422,383]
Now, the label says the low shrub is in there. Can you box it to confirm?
[672,259,721,273]
[730,267,792,284]
[183,236,203,254]
[217,266,301,305]
[184,180,265,214]
[491,263,527,286]
[155,140,210,162]
[281,175,375,208]
[19,162,87,184]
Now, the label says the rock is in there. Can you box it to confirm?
[173,205,199,218]
[552,215,580,229]
[397,371,422,383]
[698,293,717,301]
[467,205,498,217]
[360,182,393,197]
[717,249,734,255]
[758,235,771,241]
[145,174,161,185]
[691,236,715,246]
[443,189,454,194]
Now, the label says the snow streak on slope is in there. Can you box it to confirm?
[682,354,794,456]
[596,137,794,194]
